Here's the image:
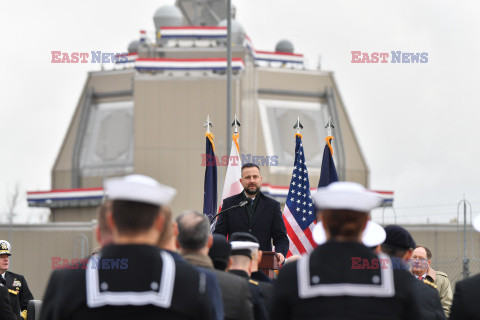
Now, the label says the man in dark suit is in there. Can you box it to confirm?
[214,163,289,265]
[449,214,480,320]
[0,240,34,320]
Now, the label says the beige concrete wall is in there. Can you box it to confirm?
[133,74,242,216]
[51,207,98,223]
[52,70,134,190]
[0,223,96,299]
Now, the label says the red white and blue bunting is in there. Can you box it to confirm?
[27,188,104,208]
[27,184,392,208]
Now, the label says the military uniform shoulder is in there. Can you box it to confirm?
[249,279,259,286]
[435,271,449,278]
[5,270,23,278]
[423,279,437,289]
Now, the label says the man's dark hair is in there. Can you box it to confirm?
[176,211,210,251]
[381,243,409,258]
[241,163,260,172]
[209,234,231,271]
[111,200,160,235]
[416,245,432,260]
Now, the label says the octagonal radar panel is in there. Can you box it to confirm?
[176,0,228,26]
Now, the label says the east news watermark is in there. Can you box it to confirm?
[351,257,428,270]
[51,51,128,64]
[351,51,429,63]
[51,257,128,269]
[202,154,278,167]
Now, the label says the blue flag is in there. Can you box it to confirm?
[318,138,338,188]
[203,135,217,222]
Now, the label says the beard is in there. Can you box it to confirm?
[244,185,260,195]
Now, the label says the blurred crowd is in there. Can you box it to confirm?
[1,175,479,320]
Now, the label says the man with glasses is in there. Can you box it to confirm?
[411,245,452,317]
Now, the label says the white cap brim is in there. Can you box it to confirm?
[230,241,260,251]
[104,174,177,206]
[314,182,383,212]
[473,215,480,232]
[312,220,386,247]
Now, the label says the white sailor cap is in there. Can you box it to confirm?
[473,215,480,233]
[104,174,177,207]
[313,181,383,212]
[0,240,11,256]
[312,220,386,247]
[230,241,260,258]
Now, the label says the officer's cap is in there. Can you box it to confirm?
[383,225,416,249]
[104,174,177,207]
[209,234,232,268]
[229,232,260,259]
[313,181,383,212]
[312,220,386,247]
[0,240,11,256]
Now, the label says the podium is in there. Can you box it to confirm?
[258,251,280,278]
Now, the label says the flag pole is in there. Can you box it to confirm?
[232,114,241,134]
[293,116,303,135]
[325,117,334,137]
[226,0,232,157]
[204,115,213,134]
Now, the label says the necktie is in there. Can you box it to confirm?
[418,276,424,281]
[0,276,5,285]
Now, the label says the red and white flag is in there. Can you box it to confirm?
[219,133,243,209]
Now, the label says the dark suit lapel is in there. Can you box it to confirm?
[250,194,267,227]
[236,193,250,226]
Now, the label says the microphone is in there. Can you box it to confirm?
[239,200,249,207]
[209,200,249,225]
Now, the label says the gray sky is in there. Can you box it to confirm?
[1,0,479,224]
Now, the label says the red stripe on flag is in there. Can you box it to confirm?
[303,225,317,249]
[283,215,306,254]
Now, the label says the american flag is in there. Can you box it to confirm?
[282,134,316,257]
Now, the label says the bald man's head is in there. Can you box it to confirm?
[176,211,210,251]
